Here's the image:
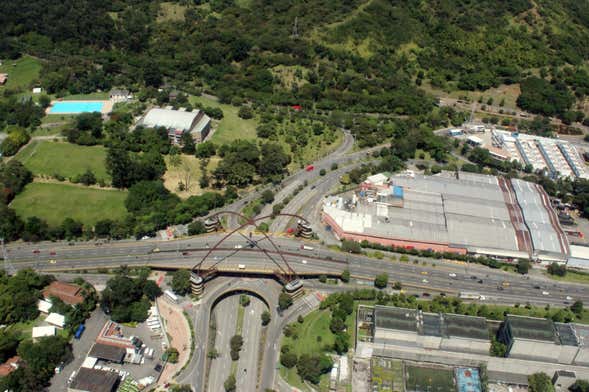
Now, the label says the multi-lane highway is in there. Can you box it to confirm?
[237,296,266,391]
[207,295,238,392]
[6,233,589,307]
[176,277,281,392]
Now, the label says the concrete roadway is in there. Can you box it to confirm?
[237,296,266,391]
[207,295,238,392]
[260,292,322,390]
[176,277,281,392]
[6,234,589,307]
[269,160,377,233]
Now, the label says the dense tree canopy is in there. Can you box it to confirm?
[100,273,161,322]
[0,269,53,324]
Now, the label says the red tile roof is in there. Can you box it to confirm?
[43,281,84,305]
[0,356,20,376]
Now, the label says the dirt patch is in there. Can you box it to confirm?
[162,155,219,199]
[157,297,192,384]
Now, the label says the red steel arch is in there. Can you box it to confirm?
[191,211,311,282]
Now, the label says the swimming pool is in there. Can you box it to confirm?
[49,101,105,114]
[456,367,481,392]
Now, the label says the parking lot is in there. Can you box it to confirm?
[94,320,166,383]
[49,307,167,391]
[49,310,109,392]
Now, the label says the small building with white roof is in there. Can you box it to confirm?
[37,299,52,314]
[32,326,56,340]
[45,312,66,328]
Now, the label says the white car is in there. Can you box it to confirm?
[301,260,308,264]
[448,273,457,278]
[566,296,573,301]
[542,291,550,296]
[234,244,243,249]
[479,295,486,301]
[422,278,429,284]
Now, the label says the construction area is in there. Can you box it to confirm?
[322,171,569,262]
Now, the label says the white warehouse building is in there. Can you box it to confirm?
[139,107,211,144]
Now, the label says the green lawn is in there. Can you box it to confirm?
[11,182,127,226]
[189,95,258,144]
[282,310,335,356]
[544,270,589,285]
[0,56,42,90]
[279,310,336,391]
[14,141,110,182]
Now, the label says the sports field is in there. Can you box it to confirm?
[11,183,127,226]
[15,141,110,182]
[405,364,455,392]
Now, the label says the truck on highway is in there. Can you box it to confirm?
[300,245,314,251]
[459,291,481,300]
[238,264,246,270]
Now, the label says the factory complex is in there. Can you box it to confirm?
[322,171,570,262]
[357,305,589,387]
[449,126,589,180]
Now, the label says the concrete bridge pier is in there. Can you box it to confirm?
[190,273,204,296]
[284,279,304,299]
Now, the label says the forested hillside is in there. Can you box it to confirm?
[2,0,589,117]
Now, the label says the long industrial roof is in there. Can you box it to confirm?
[373,306,490,341]
[324,172,568,257]
[374,306,418,332]
[422,313,443,337]
[325,173,520,251]
[506,315,558,343]
[443,313,489,340]
[511,179,563,254]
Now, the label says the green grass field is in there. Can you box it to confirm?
[545,270,589,285]
[11,182,127,226]
[405,365,455,392]
[189,95,258,144]
[0,56,42,90]
[15,141,110,182]
[283,310,335,356]
[279,310,336,391]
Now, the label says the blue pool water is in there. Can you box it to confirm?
[456,368,481,392]
[49,101,104,114]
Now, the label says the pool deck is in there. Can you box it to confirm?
[45,100,113,115]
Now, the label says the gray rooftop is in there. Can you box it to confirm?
[443,313,490,341]
[69,367,119,392]
[422,313,443,337]
[374,306,418,332]
[506,314,558,343]
[511,179,563,254]
[325,172,569,256]
[573,323,589,347]
[555,323,579,346]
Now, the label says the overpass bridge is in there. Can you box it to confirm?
[190,211,315,298]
